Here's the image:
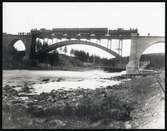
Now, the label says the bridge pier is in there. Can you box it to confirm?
[22,55,31,64]
[126,35,140,74]
[126,61,139,74]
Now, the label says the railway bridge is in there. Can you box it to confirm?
[3,28,165,74]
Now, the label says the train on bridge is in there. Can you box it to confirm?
[30,28,138,39]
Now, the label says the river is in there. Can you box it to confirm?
[3,69,127,94]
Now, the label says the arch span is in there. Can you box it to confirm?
[141,41,165,55]
[126,36,165,74]
[137,40,165,65]
[139,42,165,69]
[36,40,122,58]
[8,39,26,53]
[3,34,34,63]
[8,39,22,53]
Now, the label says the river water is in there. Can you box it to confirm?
[3,69,127,94]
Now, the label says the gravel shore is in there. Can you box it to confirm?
[2,70,165,129]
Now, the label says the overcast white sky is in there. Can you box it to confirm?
[3,2,165,58]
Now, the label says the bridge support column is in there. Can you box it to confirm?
[126,36,140,74]
[119,39,123,56]
[22,38,33,64]
[110,39,112,50]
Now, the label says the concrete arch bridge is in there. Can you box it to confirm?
[3,28,165,74]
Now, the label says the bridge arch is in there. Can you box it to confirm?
[3,38,27,66]
[138,39,165,63]
[126,36,165,74]
[139,41,165,70]
[8,39,26,54]
[140,40,165,55]
[9,39,26,51]
[36,40,122,59]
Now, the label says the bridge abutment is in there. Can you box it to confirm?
[126,35,165,74]
[3,34,34,65]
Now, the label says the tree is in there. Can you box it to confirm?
[42,41,48,49]
[48,50,59,66]
[70,49,75,55]
[63,46,67,54]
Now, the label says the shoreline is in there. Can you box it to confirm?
[2,69,165,129]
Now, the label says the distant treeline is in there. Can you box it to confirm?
[70,49,165,69]
[2,47,165,70]
[140,53,165,69]
[70,49,128,67]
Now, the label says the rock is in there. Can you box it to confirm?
[72,98,76,102]
[42,78,50,82]
[4,87,18,96]
[106,85,113,89]
[109,121,125,129]
[48,119,66,127]
[56,78,63,82]
[33,118,46,125]
[27,105,43,115]
[21,83,32,93]
[47,96,55,102]
[14,103,29,110]
[50,89,57,94]
[91,120,102,128]
[99,119,112,125]
[3,85,11,90]
[77,95,83,98]
[124,121,132,129]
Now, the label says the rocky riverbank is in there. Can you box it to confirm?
[2,71,165,129]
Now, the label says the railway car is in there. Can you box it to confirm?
[109,28,138,37]
[52,28,108,36]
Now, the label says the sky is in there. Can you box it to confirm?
[3,2,165,58]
